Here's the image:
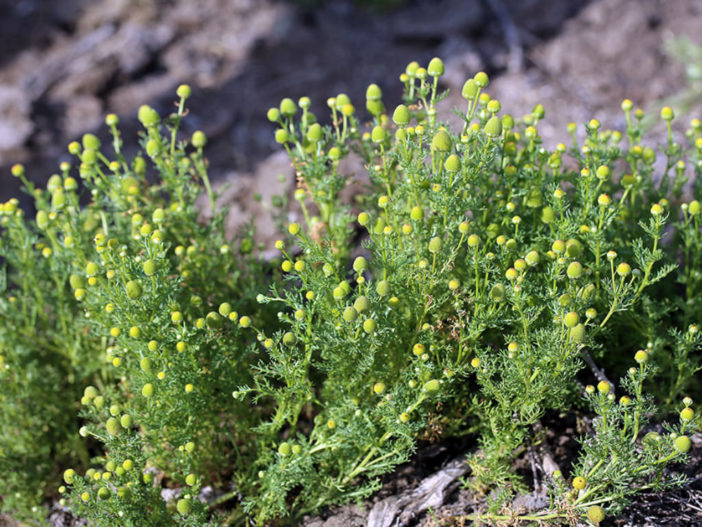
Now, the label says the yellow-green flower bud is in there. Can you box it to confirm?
[567,262,583,279]
[275,129,289,144]
[354,296,369,313]
[376,280,390,297]
[366,83,382,101]
[125,280,142,300]
[586,506,605,524]
[142,383,154,398]
[423,379,440,392]
[489,284,505,302]
[372,125,388,144]
[176,498,192,515]
[366,99,384,117]
[444,154,461,172]
[661,106,674,121]
[307,123,322,142]
[106,417,121,436]
[343,306,358,322]
[206,312,223,329]
[140,357,152,372]
[353,256,368,272]
[502,114,515,130]
[565,238,583,258]
[564,312,579,328]
[484,116,502,137]
[36,210,49,230]
[267,107,280,122]
[192,130,207,148]
[674,435,691,452]
[616,262,631,277]
[175,83,191,98]
[279,98,297,117]
[428,236,442,253]
[335,93,351,109]
[634,350,648,363]
[572,476,587,490]
[427,57,445,77]
[597,194,611,206]
[473,71,489,88]
[410,206,424,221]
[138,105,159,127]
[525,250,540,266]
[392,104,410,126]
[431,130,451,152]
[531,103,545,120]
[461,79,478,99]
[569,324,585,343]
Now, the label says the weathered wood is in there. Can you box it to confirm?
[367,456,470,527]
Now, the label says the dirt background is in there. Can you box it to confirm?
[4,0,702,240]
[1,0,702,525]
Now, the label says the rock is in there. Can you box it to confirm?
[0,84,33,158]
[388,0,486,41]
[63,94,103,138]
[197,150,293,249]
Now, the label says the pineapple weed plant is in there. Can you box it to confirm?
[1,58,701,526]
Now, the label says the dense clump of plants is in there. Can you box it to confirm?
[0,59,700,526]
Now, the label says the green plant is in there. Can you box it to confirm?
[1,95,276,524]
[1,59,700,526]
